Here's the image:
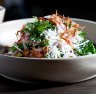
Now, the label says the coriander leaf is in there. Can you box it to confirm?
[11,43,24,52]
[74,40,96,56]
[22,20,55,36]
[10,46,17,52]
[79,31,87,38]
[29,34,36,41]
[22,23,34,33]
[35,20,55,33]
[40,39,49,47]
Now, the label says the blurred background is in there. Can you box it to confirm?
[0,0,96,21]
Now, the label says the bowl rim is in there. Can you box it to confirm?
[0,17,96,61]
[1,17,96,25]
[1,17,96,26]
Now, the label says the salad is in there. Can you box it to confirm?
[2,13,96,58]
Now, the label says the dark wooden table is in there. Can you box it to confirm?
[0,75,96,94]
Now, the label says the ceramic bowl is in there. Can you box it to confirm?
[0,18,96,83]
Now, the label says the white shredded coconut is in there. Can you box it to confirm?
[42,24,79,58]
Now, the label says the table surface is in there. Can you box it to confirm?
[0,75,96,94]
